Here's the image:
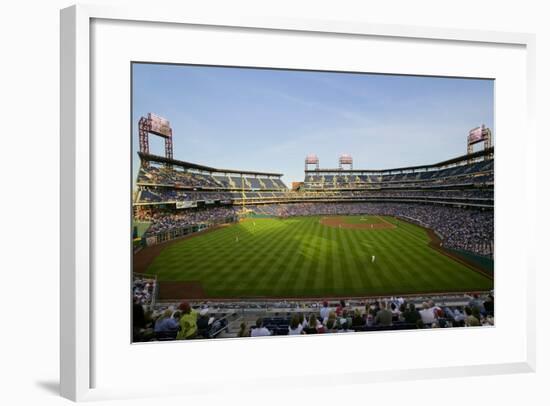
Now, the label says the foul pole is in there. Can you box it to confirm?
[241,175,245,214]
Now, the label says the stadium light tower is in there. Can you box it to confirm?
[138,113,174,167]
[305,154,320,171]
[467,124,493,161]
[339,154,353,170]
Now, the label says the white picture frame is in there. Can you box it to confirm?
[60,4,536,402]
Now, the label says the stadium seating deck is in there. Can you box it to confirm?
[132,292,494,342]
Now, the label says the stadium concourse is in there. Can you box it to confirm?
[132,147,494,341]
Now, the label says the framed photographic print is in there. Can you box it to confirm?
[60,4,536,402]
[131,63,496,341]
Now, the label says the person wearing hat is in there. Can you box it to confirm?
[176,301,198,340]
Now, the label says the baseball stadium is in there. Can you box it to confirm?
[132,112,494,342]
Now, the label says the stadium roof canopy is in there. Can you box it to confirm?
[306,148,493,174]
[138,152,284,177]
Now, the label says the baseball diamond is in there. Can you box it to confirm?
[135,215,492,300]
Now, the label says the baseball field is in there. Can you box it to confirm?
[139,215,494,299]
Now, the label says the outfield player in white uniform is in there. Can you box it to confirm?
[371,255,376,263]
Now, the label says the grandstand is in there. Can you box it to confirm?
[134,147,493,209]
[132,113,494,342]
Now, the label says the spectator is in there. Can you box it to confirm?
[299,313,308,329]
[133,297,146,330]
[468,294,487,316]
[464,306,481,327]
[483,294,494,317]
[325,311,338,332]
[320,301,331,322]
[288,314,304,335]
[352,308,365,327]
[132,297,154,342]
[176,301,198,340]
[336,300,346,317]
[402,303,421,325]
[237,322,249,337]
[196,308,211,338]
[154,309,179,333]
[366,307,376,327]
[390,302,401,320]
[250,318,272,337]
[304,314,321,334]
[419,302,437,325]
[374,301,393,326]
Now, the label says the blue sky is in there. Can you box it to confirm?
[132,63,494,185]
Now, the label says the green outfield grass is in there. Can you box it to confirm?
[145,216,493,298]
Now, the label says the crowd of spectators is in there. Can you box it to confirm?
[137,165,287,191]
[141,206,238,236]
[132,276,156,305]
[303,159,493,190]
[138,166,221,188]
[138,188,232,203]
[137,187,493,205]
[133,293,495,342]
[243,294,494,338]
[133,300,230,342]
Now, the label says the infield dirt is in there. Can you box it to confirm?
[320,216,396,230]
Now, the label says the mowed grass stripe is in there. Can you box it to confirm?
[271,217,315,294]
[178,226,250,280]
[273,217,323,295]
[391,218,430,243]
[156,220,283,293]
[164,227,240,275]
[218,221,286,284]
[219,219,293,295]
[333,227,350,291]
[385,224,477,292]
[392,218,492,291]
[390,217,492,290]
[146,215,493,298]
[290,218,319,295]
[383,218,468,290]
[375,228,436,292]
[279,217,319,295]
[302,219,324,296]
[314,217,331,292]
[324,225,336,291]
[337,225,367,294]
[340,227,378,292]
[237,219,303,295]
[358,229,398,291]
[381,226,439,290]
